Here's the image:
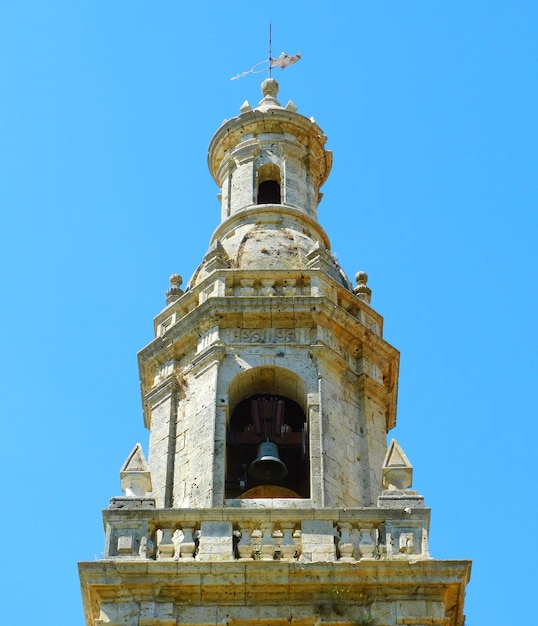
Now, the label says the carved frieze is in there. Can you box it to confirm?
[221,327,312,344]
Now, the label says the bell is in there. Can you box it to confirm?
[248,441,288,483]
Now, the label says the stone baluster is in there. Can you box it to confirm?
[178,524,197,560]
[240,279,255,296]
[157,528,175,559]
[292,528,302,559]
[272,527,283,559]
[251,525,262,560]
[358,524,376,559]
[138,534,155,559]
[260,278,275,296]
[279,522,298,561]
[236,522,255,560]
[260,522,276,561]
[282,278,296,296]
[337,522,355,561]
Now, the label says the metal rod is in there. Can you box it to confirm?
[269,21,272,78]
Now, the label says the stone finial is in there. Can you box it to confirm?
[261,77,279,98]
[382,439,413,491]
[257,78,281,110]
[165,274,183,305]
[120,443,152,497]
[239,100,252,113]
[354,270,372,304]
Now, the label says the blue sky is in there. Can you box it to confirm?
[2,2,537,624]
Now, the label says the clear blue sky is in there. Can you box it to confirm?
[2,2,536,625]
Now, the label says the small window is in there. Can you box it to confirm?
[257,180,281,204]
[256,163,281,204]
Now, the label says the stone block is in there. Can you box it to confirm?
[197,521,233,560]
[300,520,336,562]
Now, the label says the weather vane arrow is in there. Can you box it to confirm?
[231,23,301,80]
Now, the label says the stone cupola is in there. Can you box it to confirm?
[190,78,349,289]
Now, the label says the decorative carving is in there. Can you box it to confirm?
[197,326,220,354]
[399,532,415,554]
[159,315,175,337]
[154,360,178,385]
[241,329,264,343]
[382,439,414,491]
[275,328,295,342]
[120,443,152,497]
[116,534,134,554]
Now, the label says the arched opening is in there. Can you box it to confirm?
[256,163,281,204]
[225,367,310,499]
[257,180,281,204]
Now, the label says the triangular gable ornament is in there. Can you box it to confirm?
[120,443,152,497]
[382,439,414,491]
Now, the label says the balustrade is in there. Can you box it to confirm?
[104,506,430,564]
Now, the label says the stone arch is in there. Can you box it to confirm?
[228,366,307,416]
[225,366,310,499]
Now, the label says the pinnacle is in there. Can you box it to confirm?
[256,77,282,111]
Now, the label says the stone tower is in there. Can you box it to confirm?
[79,79,471,626]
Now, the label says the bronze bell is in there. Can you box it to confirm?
[248,441,288,483]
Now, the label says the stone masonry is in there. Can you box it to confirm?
[79,79,471,626]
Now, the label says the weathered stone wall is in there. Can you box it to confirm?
[146,378,180,508]
[319,371,364,507]
[172,353,220,508]
[81,555,470,626]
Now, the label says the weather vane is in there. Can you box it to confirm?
[231,23,301,81]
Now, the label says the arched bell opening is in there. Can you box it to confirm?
[225,393,309,499]
[256,163,281,204]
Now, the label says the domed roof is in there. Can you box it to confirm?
[188,219,351,289]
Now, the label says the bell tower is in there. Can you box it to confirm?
[80,79,470,626]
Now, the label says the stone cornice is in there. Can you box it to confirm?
[209,204,331,250]
[208,107,332,188]
[153,268,384,335]
[141,294,394,368]
[138,291,399,426]
[101,506,430,526]
[80,558,470,626]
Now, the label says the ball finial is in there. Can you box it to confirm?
[354,271,372,305]
[169,274,182,287]
[166,274,184,305]
[355,271,368,285]
[261,77,279,99]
